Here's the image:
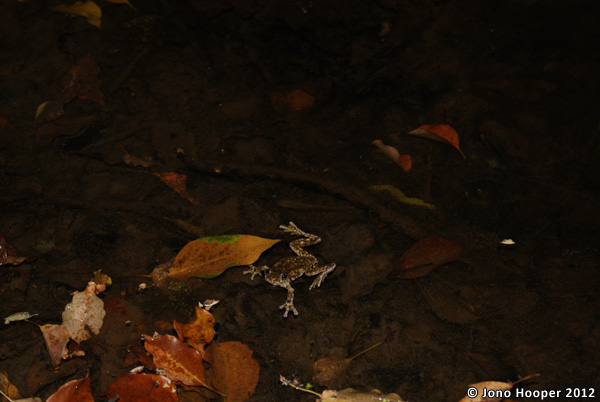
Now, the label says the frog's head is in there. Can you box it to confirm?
[264,269,290,286]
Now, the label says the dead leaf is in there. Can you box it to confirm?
[395,237,462,279]
[62,281,106,343]
[270,89,315,112]
[205,341,260,402]
[0,371,21,401]
[372,140,412,172]
[53,1,102,28]
[104,374,177,402]
[168,235,280,281]
[39,324,70,366]
[458,374,540,402]
[312,343,381,389]
[408,124,466,159]
[46,374,93,402]
[106,0,137,11]
[369,185,435,210]
[152,172,200,205]
[173,306,215,351]
[143,334,208,387]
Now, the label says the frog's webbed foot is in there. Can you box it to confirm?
[243,264,267,280]
[308,263,336,290]
[280,300,299,317]
[280,283,299,317]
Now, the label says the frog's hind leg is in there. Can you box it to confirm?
[306,263,336,290]
[280,282,299,317]
[279,221,321,256]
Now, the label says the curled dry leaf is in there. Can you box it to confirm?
[173,306,215,351]
[167,235,280,281]
[205,341,260,402]
[106,0,138,11]
[143,334,208,387]
[46,374,93,402]
[372,140,412,172]
[62,281,106,343]
[53,1,102,28]
[39,324,70,366]
[395,237,462,279]
[105,374,177,402]
[269,89,315,112]
[408,124,466,159]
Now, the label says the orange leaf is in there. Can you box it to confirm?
[269,89,315,112]
[173,306,215,351]
[152,172,200,205]
[395,237,462,279]
[143,334,208,387]
[408,124,466,159]
[205,342,260,402]
[53,1,101,28]
[46,374,93,402]
[168,235,280,281]
[105,374,177,402]
[39,324,70,366]
[372,140,412,172]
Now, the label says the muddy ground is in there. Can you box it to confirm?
[1,0,599,401]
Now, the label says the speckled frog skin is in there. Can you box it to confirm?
[244,222,336,317]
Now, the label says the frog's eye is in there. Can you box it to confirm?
[281,273,287,280]
[264,269,270,275]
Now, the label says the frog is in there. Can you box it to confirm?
[244,221,336,317]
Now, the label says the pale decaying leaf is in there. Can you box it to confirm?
[62,281,106,343]
[372,139,412,172]
[53,1,102,28]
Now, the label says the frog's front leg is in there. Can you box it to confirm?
[306,262,336,290]
[243,264,268,280]
[280,282,299,317]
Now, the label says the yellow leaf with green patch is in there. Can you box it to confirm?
[369,185,436,210]
[168,235,280,280]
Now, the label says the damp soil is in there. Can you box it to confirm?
[1,0,599,401]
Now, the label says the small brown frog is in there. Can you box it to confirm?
[244,222,336,317]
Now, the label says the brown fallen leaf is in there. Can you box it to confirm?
[39,324,71,366]
[143,334,209,387]
[372,140,412,172]
[312,343,382,389]
[173,305,215,351]
[152,171,200,205]
[270,89,315,112]
[46,374,93,402]
[62,281,106,343]
[395,237,462,279]
[408,124,466,159]
[53,1,102,28]
[458,374,540,402]
[167,234,280,281]
[104,374,177,402]
[205,341,260,402]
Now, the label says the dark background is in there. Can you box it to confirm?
[1,0,599,401]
